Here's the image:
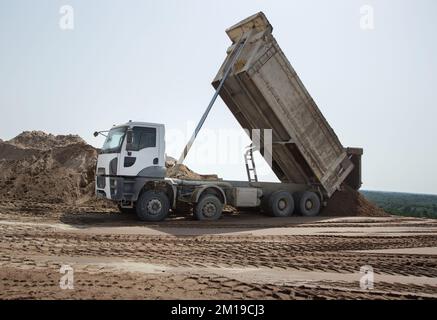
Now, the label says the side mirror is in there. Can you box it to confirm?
[126,129,133,150]
[93,131,99,137]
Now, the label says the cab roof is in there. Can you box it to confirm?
[111,121,165,129]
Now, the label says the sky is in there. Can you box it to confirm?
[0,0,436,195]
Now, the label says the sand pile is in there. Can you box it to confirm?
[166,163,219,181]
[0,131,97,204]
[165,157,218,180]
[321,185,387,217]
[8,131,85,150]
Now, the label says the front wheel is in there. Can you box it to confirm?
[194,194,223,221]
[136,190,170,222]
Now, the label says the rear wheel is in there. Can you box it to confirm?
[194,194,223,221]
[268,191,294,217]
[295,191,321,217]
[136,190,170,222]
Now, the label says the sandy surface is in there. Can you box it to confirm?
[0,199,436,300]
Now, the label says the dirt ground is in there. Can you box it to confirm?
[0,199,436,300]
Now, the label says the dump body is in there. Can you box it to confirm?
[213,12,358,197]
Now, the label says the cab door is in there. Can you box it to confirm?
[117,126,160,177]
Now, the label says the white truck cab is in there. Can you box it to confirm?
[96,121,166,203]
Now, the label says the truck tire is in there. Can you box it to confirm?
[136,190,170,222]
[268,191,294,217]
[194,194,223,221]
[295,191,321,217]
[117,204,135,214]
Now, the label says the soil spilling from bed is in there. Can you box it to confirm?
[321,185,387,217]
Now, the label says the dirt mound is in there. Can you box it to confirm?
[0,141,41,161]
[165,157,219,180]
[165,156,177,168]
[321,185,388,217]
[0,131,98,204]
[166,163,219,181]
[8,131,85,150]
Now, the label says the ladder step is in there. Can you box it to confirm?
[245,145,258,183]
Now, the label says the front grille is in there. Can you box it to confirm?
[110,178,117,197]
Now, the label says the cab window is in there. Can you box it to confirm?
[130,127,156,151]
[101,126,127,154]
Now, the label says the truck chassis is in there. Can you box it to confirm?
[97,175,324,221]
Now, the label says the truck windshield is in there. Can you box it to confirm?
[101,127,127,154]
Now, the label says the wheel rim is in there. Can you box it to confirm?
[305,199,313,210]
[202,202,217,217]
[278,199,287,211]
[147,199,162,215]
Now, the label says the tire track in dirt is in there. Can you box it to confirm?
[1,200,437,299]
[1,267,434,300]
[1,225,436,278]
[2,200,437,229]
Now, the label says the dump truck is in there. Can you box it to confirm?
[94,12,363,222]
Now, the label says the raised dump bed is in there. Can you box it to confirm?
[213,12,361,198]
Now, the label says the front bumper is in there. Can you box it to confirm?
[95,176,135,202]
